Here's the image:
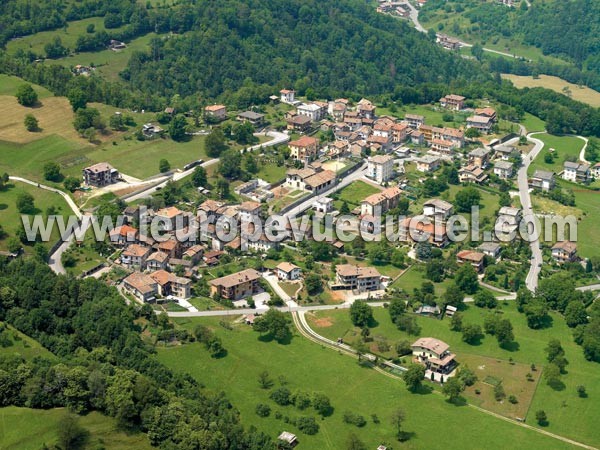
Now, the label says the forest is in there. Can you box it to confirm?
[0,256,273,449]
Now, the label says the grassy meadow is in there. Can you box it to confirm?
[156,315,579,450]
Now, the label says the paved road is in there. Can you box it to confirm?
[394,1,529,60]
[124,131,289,203]
[576,135,590,164]
[48,214,93,274]
[9,176,82,219]
[510,132,546,291]
[283,161,368,219]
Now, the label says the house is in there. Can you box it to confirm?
[121,244,151,269]
[436,34,461,50]
[276,262,302,281]
[123,272,157,302]
[286,167,318,190]
[182,245,204,264]
[412,337,456,375]
[278,432,298,447]
[551,241,577,264]
[494,160,514,179]
[314,197,334,214]
[399,216,449,247]
[333,264,381,292]
[440,94,465,111]
[328,101,347,121]
[156,237,182,259]
[529,170,555,191]
[286,114,312,132]
[468,147,492,168]
[297,103,324,121]
[150,270,192,299]
[478,242,502,259]
[288,135,318,162]
[73,64,93,76]
[466,115,495,133]
[562,161,590,183]
[146,251,169,271]
[414,155,441,172]
[239,201,261,223]
[496,206,522,234]
[475,107,497,121]
[83,162,119,187]
[109,225,138,246]
[431,139,455,156]
[280,89,295,104]
[204,104,227,121]
[410,129,425,145]
[142,123,165,139]
[360,186,402,217]
[357,98,376,119]
[403,114,425,129]
[456,249,486,272]
[494,144,517,161]
[592,162,600,178]
[367,154,395,183]
[304,170,336,194]
[236,111,265,126]
[423,199,454,223]
[155,206,184,232]
[459,164,488,184]
[367,134,393,152]
[209,268,262,300]
[416,305,441,316]
[203,249,224,266]
[109,39,126,50]
[392,122,410,143]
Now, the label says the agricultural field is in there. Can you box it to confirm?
[0,407,152,450]
[502,75,600,108]
[309,303,600,447]
[157,316,577,450]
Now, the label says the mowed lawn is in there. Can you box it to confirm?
[0,181,72,252]
[334,180,381,210]
[0,75,53,98]
[309,303,600,448]
[0,407,152,450]
[570,187,600,258]
[157,316,576,450]
[503,74,600,108]
[528,133,586,175]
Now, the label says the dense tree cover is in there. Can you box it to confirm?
[0,257,273,448]
[122,0,483,107]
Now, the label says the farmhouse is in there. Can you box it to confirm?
[412,337,456,375]
[551,241,578,264]
[592,162,600,178]
[141,123,164,139]
[276,262,302,281]
[83,162,119,187]
[333,264,381,292]
[304,170,336,194]
[209,268,262,300]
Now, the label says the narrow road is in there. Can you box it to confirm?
[283,161,368,219]
[9,176,82,219]
[124,130,289,203]
[509,132,545,291]
[576,135,590,164]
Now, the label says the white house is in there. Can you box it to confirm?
[562,161,590,183]
[314,197,334,214]
[367,154,395,183]
[276,262,301,281]
[493,160,514,179]
[280,89,295,104]
[297,103,324,122]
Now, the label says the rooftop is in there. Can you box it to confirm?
[412,337,450,355]
[336,264,381,279]
[209,268,262,288]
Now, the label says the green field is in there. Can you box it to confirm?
[528,133,585,175]
[0,323,55,361]
[569,188,600,258]
[310,303,600,447]
[0,181,71,252]
[520,113,546,133]
[157,316,578,450]
[0,407,152,450]
[0,75,53,99]
[333,180,381,210]
[390,264,452,294]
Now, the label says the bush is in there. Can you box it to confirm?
[270,387,291,406]
[343,411,367,427]
[508,395,518,404]
[296,416,319,435]
[16,84,38,106]
[255,403,271,417]
[24,114,39,131]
